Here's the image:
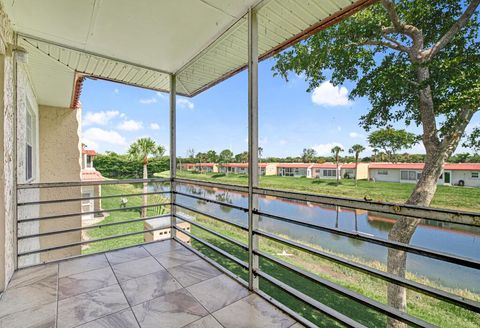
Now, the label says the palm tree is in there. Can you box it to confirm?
[258,147,263,163]
[349,144,366,186]
[331,146,343,186]
[372,148,379,162]
[128,138,165,217]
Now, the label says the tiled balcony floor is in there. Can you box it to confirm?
[0,240,301,328]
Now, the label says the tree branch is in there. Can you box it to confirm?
[423,0,480,60]
[351,39,409,53]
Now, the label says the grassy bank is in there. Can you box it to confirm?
[183,216,479,327]
[167,171,480,212]
[81,183,479,326]
[83,183,169,254]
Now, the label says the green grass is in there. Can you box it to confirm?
[184,216,480,327]
[83,183,169,254]
[81,182,479,327]
[169,171,480,212]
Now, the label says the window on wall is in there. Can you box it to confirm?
[323,169,336,177]
[25,103,36,181]
[378,170,388,175]
[472,172,479,179]
[401,170,417,181]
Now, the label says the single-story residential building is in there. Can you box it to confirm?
[340,163,369,180]
[307,163,369,180]
[368,163,480,187]
[277,163,310,177]
[180,163,218,173]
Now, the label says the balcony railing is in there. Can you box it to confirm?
[15,177,480,327]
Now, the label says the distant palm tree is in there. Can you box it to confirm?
[349,144,366,186]
[128,138,165,217]
[372,148,379,162]
[258,147,263,163]
[331,146,344,186]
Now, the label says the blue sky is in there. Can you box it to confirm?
[80,57,478,158]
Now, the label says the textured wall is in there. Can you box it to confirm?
[38,105,82,262]
[15,65,41,268]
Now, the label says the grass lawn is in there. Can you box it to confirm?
[80,182,479,327]
[184,216,480,328]
[83,183,169,254]
[168,171,480,212]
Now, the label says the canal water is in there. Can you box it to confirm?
[163,183,480,293]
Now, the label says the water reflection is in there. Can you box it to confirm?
[173,183,480,292]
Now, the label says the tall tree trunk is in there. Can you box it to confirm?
[142,159,148,218]
[386,64,466,328]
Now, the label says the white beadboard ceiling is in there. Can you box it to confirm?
[1,0,373,108]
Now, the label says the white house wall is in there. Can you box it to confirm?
[370,169,401,182]
[451,171,480,187]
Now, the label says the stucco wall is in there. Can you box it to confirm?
[451,171,480,187]
[370,168,401,182]
[0,2,15,291]
[38,105,82,262]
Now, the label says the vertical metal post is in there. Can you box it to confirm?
[169,74,177,239]
[247,8,259,291]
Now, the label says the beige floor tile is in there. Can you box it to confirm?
[132,289,208,328]
[187,274,250,312]
[59,266,117,299]
[213,294,295,328]
[0,301,56,328]
[112,256,164,282]
[7,263,58,289]
[76,309,139,328]
[57,284,129,328]
[142,240,184,256]
[120,270,183,306]
[0,275,57,318]
[153,249,200,269]
[59,254,109,278]
[168,259,221,287]
[183,315,223,328]
[106,246,150,265]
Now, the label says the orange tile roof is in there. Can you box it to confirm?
[81,170,104,181]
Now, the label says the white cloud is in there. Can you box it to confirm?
[83,128,127,146]
[113,88,119,94]
[349,132,364,139]
[156,92,167,99]
[311,142,345,156]
[337,126,342,132]
[150,123,160,130]
[118,120,143,131]
[83,110,120,126]
[311,81,350,107]
[177,98,194,110]
[139,97,158,104]
[279,139,288,145]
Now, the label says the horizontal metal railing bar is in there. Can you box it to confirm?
[18,238,187,270]
[256,250,432,328]
[173,236,249,289]
[174,191,249,212]
[18,225,172,257]
[18,202,171,223]
[174,177,249,193]
[173,226,249,269]
[17,191,171,206]
[18,214,172,240]
[254,290,317,328]
[254,187,480,227]
[174,213,248,250]
[255,229,480,313]
[17,178,170,190]
[175,203,248,231]
[255,210,480,270]
[256,270,367,328]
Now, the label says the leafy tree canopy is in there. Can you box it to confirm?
[368,128,419,162]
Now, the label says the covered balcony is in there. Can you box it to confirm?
[0,1,479,328]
